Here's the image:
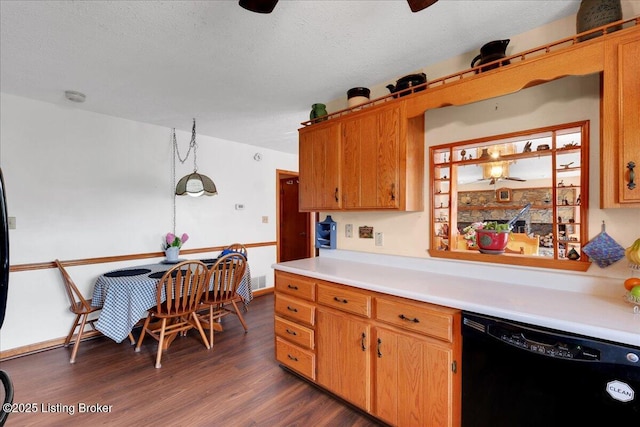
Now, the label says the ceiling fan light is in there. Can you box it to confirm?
[239,0,278,13]
[176,172,218,197]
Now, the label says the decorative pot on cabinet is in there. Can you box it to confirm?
[576,0,622,41]
[386,73,426,98]
[347,87,370,108]
[471,39,511,73]
[310,103,328,121]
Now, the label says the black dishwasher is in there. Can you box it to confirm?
[462,312,640,427]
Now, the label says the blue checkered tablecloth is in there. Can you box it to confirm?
[91,260,252,343]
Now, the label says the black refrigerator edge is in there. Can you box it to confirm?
[0,167,9,330]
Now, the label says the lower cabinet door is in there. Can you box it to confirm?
[374,327,454,427]
[316,309,371,411]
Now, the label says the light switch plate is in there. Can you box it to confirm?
[345,224,353,238]
[375,232,383,246]
[8,216,16,229]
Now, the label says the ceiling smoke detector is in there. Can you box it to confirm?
[64,90,86,103]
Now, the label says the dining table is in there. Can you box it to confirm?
[91,258,253,343]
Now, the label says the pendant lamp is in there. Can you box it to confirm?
[174,119,217,197]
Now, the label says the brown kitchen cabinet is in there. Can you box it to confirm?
[373,295,461,427]
[274,271,317,380]
[602,30,640,208]
[274,271,461,426]
[299,101,424,212]
[341,103,424,210]
[298,121,342,211]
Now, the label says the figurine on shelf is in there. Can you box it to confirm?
[576,194,581,205]
[523,141,532,153]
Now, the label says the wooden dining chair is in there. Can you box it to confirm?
[56,260,101,363]
[135,260,210,368]
[55,260,135,363]
[198,253,248,347]
[224,243,248,259]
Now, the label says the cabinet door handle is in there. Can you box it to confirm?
[627,161,636,190]
[287,354,298,362]
[390,183,396,201]
[287,306,298,313]
[335,187,339,202]
[285,328,298,336]
[333,296,348,304]
[399,314,420,323]
[377,338,383,358]
[361,332,367,351]
[287,284,299,290]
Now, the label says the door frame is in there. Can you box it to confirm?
[276,169,314,262]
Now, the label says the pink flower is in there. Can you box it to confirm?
[180,233,189,244]
[166,233,176,245]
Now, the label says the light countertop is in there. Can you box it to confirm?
[273,256,640,347]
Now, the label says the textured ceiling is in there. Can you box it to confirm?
[0,1,582,154]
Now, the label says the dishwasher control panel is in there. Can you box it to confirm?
[487,323,601,361]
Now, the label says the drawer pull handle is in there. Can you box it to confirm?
[287,306,298,313]
[377,338,382,358]
[285,328,298,336]
[399,314,420,323]
[333,296,348,304]
[287,354,299,362]
[287,284,299,290]
[627,161,636,190]
[361,332,367,351]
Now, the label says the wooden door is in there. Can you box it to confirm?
[375,327,455,427]
[316,309,371,411]
[278,176,310,262]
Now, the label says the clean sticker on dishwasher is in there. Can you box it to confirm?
[606,380,635,402]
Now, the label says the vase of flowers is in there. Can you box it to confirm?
[463,221,512,253]
[163,232,189,262]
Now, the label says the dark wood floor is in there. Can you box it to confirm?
[0,294,383,427]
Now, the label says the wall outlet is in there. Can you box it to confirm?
[345,224,353,238]
[375,232,383,246]
[8,217,16,229]
[262,216,269,223]
[235,203,245,210]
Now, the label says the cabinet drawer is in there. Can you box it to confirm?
[375,297,454,342]
[275,271,316,302]
[317,283,371,318]
[276,337,316,380]
[275,316,315,350]
[275,294,315,326]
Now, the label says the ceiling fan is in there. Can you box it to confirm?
[484,175,527,186]
[239,0,439,14]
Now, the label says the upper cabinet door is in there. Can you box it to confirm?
[602,30,640,208]
[299,122,341,211]
[341,106,400,209]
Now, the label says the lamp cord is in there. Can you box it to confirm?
[172,119,198,172]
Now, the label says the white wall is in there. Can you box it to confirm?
[324,11,640,283]
[0,93,297,351]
